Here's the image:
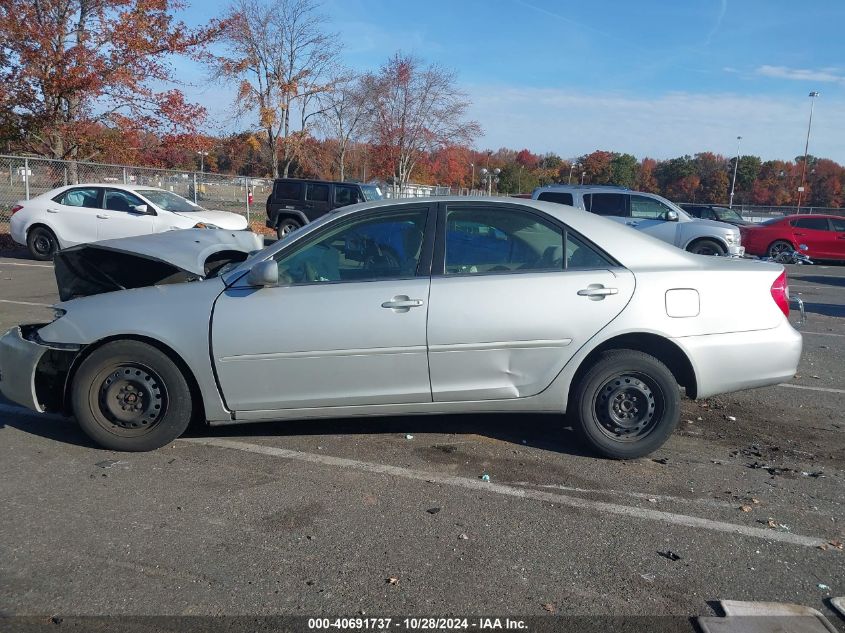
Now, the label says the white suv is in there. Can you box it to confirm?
[531,185,743,256]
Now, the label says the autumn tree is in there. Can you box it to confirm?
[318,73,369,181]
[0,0,220,170]
[216,0,340,178]
[364,53,480,193]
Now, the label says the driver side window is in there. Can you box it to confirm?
[274,209,428,285]
[105,189,145,213]
[630,195,673,220]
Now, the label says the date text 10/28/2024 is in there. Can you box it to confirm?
[308,618,528,630]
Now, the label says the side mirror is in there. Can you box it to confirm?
[246,260,279,287]
[666,210,679,222]
[132,204,151,215]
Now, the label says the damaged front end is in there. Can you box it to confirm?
[0,324,81,413]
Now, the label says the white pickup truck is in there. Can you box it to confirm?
[531,185,744,257]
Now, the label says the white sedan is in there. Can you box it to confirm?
[9,183,249,260]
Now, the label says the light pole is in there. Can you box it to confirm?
[568,162,578,185]
[479,167,501,195]
[470,163,475,193]
[197,150,209,173]
[728,135,742,209]
[797,91,820,212]
[580,171,586,185]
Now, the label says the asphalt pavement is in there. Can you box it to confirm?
[0,245,843,628]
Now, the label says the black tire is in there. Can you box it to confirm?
[687,239,726,256]
[71,340,194,451]
[276,218,302,240]
[27,226,59,261]
[568,350,680,459]
[767,240,794,260]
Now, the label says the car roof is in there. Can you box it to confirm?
[49,183,168,193]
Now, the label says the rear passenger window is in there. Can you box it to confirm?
[334,185,360,207]
[566,233,613,269]
[585,193,627,216]
[792,218,830,230]
[54,187,99,208]
[537,191,574,205]
[274,181,302,200]
[832,218,845,232]
[306,183,329,202]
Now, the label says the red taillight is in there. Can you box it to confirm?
[10,204,23,216]
[770,270,789,317]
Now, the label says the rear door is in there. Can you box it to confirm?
[426,202,635,402]
[791,217,834,258]
[49,186,102,246]
[303,182,331,220]
[97,189,157,240]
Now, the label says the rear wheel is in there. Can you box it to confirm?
[276,218,302,240]
[27,226,59,261]
[568,350,680,459]
[71,341,193,451]
[688,239,726,256]
[767,240,794,260]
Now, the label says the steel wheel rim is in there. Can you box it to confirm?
[594,372,663,442]
[88,363,168,437]
[33,232,53,255]
[279,223,296,236]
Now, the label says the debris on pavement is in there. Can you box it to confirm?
[541,603,556,613]
[817,584,830,591]
[739,505,753,512]
[94,459,125,469]
[386,577,399,585]
[657,550,682,561]
[426,507,441,515]
[651,457,669,465]
[758,518,790,531]
[405,434,414,440]
[726,415,737,421]
[640,573,655,583]
[480,473,490,482]
[458,533,469,540]
[801,471,825,478]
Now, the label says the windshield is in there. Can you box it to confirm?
[137,189,203,213]
[360,185,383,201]
[713,207,745,222]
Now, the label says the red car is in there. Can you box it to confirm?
[740,214,845,261]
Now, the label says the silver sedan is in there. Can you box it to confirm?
[0,197,802,458]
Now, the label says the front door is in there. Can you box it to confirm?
[427,203,635,402]
[212,205,434,411]
[628,194,681,246]
[97,188,157,240]
[791,217,837,259]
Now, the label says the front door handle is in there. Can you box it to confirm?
[793,232,805,236]
[626,221,639,227]
[96,214,109,219]
[578,285,618,300]
[381,295,424,311]
[46,208,59,213]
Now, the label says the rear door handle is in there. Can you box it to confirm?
[626,221,639,227]
[381,296,424,310]
[794,232,805,236]
[578,285,618,300]
[96,214,109,219]
[46,208,59,214]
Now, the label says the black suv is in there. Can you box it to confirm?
[266,178,383,239]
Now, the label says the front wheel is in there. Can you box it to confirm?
[568,350,680,459]
[71,340,194,451]
[688,239,726,256]
[27,226,59,261]
[276,218,302,240]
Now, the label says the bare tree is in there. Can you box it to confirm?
[215,0,340,178]
[365,53,481,193]
[318,72,369,181]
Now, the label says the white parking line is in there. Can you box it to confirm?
[182,437,830,548]
[0,299,52,307]
[0,262,52,268]
[778,383,845,395]
[801,331,845,338]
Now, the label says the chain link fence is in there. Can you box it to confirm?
[0,155,272,224]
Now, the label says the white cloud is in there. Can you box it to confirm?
[756,65,845,84]
[466,85,845,162]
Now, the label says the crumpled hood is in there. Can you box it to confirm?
[172,209,248,230]
[53,229,264,301]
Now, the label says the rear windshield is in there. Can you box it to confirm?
[537,191,574,205]
[760,217,787,226]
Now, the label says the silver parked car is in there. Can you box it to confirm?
[532,185,744,257]
[0,198,800,459]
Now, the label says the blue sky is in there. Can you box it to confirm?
[174,0,845,162]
